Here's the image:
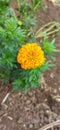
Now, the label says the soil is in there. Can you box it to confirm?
[0,0,60,130]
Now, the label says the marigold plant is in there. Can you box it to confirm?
[17,43,46,70]
[0,0,57,93]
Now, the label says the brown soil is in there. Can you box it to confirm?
[0,1,60,130]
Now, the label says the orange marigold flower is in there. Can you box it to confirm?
[17,43,46,70]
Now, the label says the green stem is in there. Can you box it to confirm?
[16,0,20,12]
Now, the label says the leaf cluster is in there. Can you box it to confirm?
[17,0,44,37]
[0,1,57,92]
[0,13,27,84]
[43,34,58,60]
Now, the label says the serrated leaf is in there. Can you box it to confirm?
[39,61,55,72]
[43,35,57,53]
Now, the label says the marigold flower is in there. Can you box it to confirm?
[17,43,46,69]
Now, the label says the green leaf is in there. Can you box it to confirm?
[5,17,17,30]
[39,61,55,72]
[12,79,24,91]
[43,35,58,53]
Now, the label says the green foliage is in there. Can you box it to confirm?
[43,34,58,60]
[12,61,55,93]
[17,0,44,37]
[12,68,41,93]
[32,0,44,10]
[0,0,57,92]
[0,10,27,84]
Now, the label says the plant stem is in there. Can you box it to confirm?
[16,0,20,12]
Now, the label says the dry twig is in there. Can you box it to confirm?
[38,120,60,130]
[1,93,10,105]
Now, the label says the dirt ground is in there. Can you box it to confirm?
[0,0,60,130]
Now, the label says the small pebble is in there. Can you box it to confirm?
[26,100,31,105]
[18,118,23,124]
[7,116,13,120]
[50,73,54,78]
[46,110,50,114]
[29,124,33,129]
[18,92,22,96]
[53,89,57,94]
[28,92,33,97]
[23,124,26,127]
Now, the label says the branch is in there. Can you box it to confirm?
[38,120,60,130]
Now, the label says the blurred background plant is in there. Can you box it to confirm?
[16,0,44,40]
[0,0,58,93]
